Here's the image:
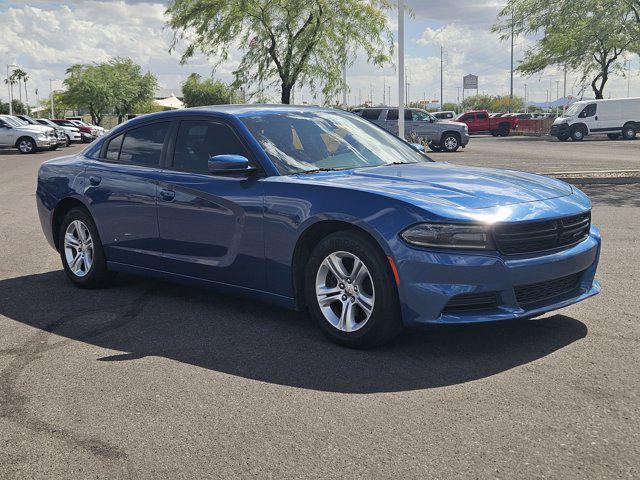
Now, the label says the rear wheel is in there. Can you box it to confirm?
[571,126,585,141]
[440,133,460,152]
[64,134,71,146]
[427,141,441,152]
[304,231,402,348]
[58,207,110,289]
[498,126,510,137]
[622,125,637,140]
[490,130,499,137]
[607,133,620,140]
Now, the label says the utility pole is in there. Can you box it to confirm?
[509,9,514,113]
[524,83,528,113]
[342,62,347,109]
[369,83,373,105]
[624,59,631,97]
[555,80,560,115]
[563,64,567,114]
[457,87,460,113]
[398,0,405,139]
[440,45,444,108]
[383,77,386,105]
[49,78,54,118]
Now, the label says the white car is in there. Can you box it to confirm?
[36,118,82,144]
[551,97,640,141]
[0,114,57,153]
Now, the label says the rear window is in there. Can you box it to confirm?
[361,109,382,120]
[117,122,169,166]
[105,134,123,161]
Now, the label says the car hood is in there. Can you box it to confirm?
[19,125,52,134]
[291,162,573,211]
[439,120,467,128]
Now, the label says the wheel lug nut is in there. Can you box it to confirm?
[339,283,344,289]
[342,295,347,301]
[347,279,352,284]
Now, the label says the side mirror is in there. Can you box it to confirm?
[208,154,254,174]
[410,143,426,152]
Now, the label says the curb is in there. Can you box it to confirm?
[551,176,640,186]
[542,170,640,185]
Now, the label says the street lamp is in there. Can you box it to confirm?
[6,64,18,115]
[49,79,60,118]
[398,0,405,139]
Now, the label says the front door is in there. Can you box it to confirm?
[155,118,265,291]
[84,121,170,268]
[578,103,598,133]
[0,118,16,147]
[407,109,438,142]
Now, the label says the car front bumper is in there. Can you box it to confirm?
[461,132,470,146]
[395,226,601,327]
[550,123,570,136]
[35,138,57,148]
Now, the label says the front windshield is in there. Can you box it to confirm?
[241,110,428,175]
[564,103,581,116]
[1,116,24,127]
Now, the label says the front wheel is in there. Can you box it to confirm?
[17,137,37,154]
[440,134,460,152]
[304,231,402,348]
[64,134,71,147]
[571,126,585,141]
[58,207,110,289]
[557,134,570,142]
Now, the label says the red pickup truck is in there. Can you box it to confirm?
[455,110,517,136]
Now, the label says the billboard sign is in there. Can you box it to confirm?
[463,74,478,90]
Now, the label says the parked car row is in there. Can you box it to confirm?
[0,115,107,154]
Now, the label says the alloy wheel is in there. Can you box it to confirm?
[443,136,458,151]
[18,139,34,153]
[315,251,375,332]
[64,220,94,277]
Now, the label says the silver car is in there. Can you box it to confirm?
[0,115,57,153]
[358,107,469,152]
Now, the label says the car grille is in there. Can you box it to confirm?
[514,271,584,308]
[443,291,498,312]
[493,212,590,255]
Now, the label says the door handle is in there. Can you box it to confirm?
[595,115,598,120]
[88,175,101,186]
[159,189,175,201]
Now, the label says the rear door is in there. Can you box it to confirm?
[476,111,490,131]
[154,117,265,290]
[85,121,169,268]
[384,109,399,135]
[361,109,385,128]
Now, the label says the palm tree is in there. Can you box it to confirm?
[10,68,27,104]
[22,73,30,114]
[4,76,17,108]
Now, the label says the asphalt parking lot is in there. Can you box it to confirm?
[1,140,639,479]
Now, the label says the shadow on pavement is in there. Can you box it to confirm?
[579,184,640,208]
[0,270,588,393]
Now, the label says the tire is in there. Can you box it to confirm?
[571,126,585,141]
[427,141,441,152]
[48,145,58,151]
[440,133,460,152]
[490,130,499,137]
[304,231,402,348]
[607,133,619,140]
[557,134,570,142]
[64,134,71,147]
[622,125,636,140]
[498,126,510,137]
[58,207,110,289]
[16,137,37,154]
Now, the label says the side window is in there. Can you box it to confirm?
[172,120,251,173]
[385,109,399,121]
[461,114,475,121]
[404,109,413,121]
[119,122,169,166]
[580,103,597,118]
[477,112,488,120]
[411,110,430,121]
[361,109,382,120]
[104,134,123,161]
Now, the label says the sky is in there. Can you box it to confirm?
[1,0,638,107]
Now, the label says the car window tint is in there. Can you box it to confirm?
[411,110,430,121]
[105,134,124,161]
[477,112,488,119]
[361,109,382,120]
[386,109,398,120]
[583,104,597,117]
[172,120,250,172]
[462,114,474,121]
[119,122,169,166]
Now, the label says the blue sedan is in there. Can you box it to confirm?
[36,106,600,348]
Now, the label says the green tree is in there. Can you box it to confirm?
[441,102,459,112]
[461,94,524,113]
[166,0,394,104]
[0,100,27,115]
[108,58,157,123]
[63,64,112,125]
[494,0,639,99]
[182,73,235,107]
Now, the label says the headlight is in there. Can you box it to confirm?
[400,223,494,249]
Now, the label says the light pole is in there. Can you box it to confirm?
[509,9,514,113]
[398,0,405,139]
[342,61,347,109]
[624,59,631,97]
[524,83,528,113]
[555,80,560,115]
[6,64,18,115]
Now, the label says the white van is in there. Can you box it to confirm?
[550,97,640,141]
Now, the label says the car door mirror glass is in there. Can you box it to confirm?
[208,154,253,174]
